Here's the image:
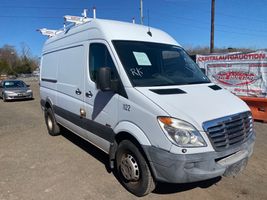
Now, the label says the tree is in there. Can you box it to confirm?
[0,43,39,75]
[0,60,11,75]
[0,45,18,75]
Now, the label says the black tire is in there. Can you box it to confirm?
[116,140,155,197]
[45,107,61,136]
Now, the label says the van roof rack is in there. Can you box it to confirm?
[64,9,90,25]
[38,9,94,38]
[37,28,62,37]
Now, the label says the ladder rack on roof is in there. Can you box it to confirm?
[64,15,90,25]
[38,8,94,38]
[37,28,62,37]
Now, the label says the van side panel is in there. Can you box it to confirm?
[40,52,59,106]
[57,45,85,100]
[55,45,85,124]
[41,52,59,84]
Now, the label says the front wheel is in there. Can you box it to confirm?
[44,107,61,136]
[116,140,155,197]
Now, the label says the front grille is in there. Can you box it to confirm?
[13,96,28,99]
[203,111,254,151]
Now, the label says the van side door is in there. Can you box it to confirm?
[83,41,119,152]
[55,45,86,129]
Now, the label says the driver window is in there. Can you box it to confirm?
[89,43,117,82]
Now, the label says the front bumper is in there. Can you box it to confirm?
[143,134,255,183]
[4,92,33,100]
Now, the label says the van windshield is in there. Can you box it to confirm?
[113,41,210,87]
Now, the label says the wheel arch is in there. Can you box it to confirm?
[113,121,151,146]
[114,131,152,167]
[41,97,54,111]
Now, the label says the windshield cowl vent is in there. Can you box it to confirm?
[209,85,222,91]
[150,88,186,95]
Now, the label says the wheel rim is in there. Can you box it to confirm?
[120,154,140,181]
[47,115,53,131]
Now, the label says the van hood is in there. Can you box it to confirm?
[135,83,250,131]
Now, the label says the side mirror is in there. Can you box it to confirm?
[96,67,112,91]
[26,84,30,87]
[200,68,206,74]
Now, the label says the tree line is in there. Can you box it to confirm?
[0,44,39,76]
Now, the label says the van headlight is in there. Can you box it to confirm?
[158,117,206,147]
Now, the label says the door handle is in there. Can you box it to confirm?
[75,88,82,95]
[85,91,93,98]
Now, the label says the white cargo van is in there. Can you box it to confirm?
[40,16,255,196]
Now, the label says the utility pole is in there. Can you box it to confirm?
[140,0,144,24]
[210,0,215,53]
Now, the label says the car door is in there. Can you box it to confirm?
[83,40,119,152]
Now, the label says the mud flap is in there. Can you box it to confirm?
[109,141,118,169]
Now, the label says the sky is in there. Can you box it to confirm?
[0,0,266,57]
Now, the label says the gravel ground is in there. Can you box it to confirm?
[0,80,266,200]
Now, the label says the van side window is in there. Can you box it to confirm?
[89,43,117,82]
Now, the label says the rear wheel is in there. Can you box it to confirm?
[45,107,61,136]
[116,140,155,197]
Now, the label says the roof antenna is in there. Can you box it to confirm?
[147,9,152,37]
